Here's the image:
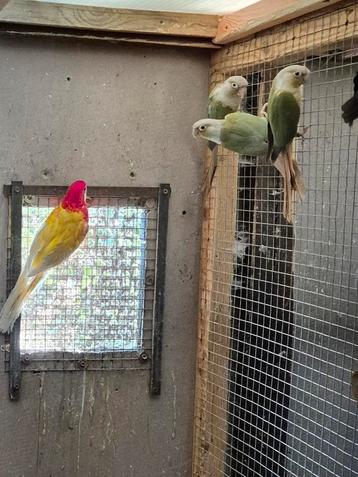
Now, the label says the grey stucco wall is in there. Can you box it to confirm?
[0,37,209,477]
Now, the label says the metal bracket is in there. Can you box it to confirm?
[7,181,23,400]
[150,184,171,396]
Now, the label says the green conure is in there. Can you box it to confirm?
[267,65,310,161]
[192,112,268,156]
[266,64,310,222]
[207,76,248,151]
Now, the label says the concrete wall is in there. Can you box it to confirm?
[0,36,209,476]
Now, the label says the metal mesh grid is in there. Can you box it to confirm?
[194,2,358,476]
[6,192,158,371]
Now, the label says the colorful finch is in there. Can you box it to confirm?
[0,180,89,333]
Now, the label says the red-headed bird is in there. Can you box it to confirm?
[0,180,89,333]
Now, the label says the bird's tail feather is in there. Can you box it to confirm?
[292,159,305,202]
[202,148,218,196]
[0,273,28,333]
[273,152,294,224]
[0,273,44,333]
[283,156,294,224]
[271,145,283,163]
[286,143,305,202]
[272,143,305,223]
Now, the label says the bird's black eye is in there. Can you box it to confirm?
[199,125,206,131]
[232,83,238,88]
[294,71,300,77]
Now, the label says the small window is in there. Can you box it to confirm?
[4,184,170,397]
[21,196,149,355]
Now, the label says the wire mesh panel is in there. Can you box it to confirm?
[193,2,358,476]
[4,187,160,371]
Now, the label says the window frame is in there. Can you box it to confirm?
[3,182,170,400]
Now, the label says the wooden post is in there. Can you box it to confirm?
[193,148,238,476]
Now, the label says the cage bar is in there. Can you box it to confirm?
[150,183,171,396]
[8,180,23,401]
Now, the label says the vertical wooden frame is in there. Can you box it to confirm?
[193,148,238,475]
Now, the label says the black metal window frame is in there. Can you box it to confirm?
[3,182,170,400]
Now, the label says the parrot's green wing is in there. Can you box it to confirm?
[208,99,235,119]
[221,113,268,156]
[268,90,300,149]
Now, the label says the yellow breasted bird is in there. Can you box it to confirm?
[0,180,89,333]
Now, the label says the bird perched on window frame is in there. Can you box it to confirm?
[0,180,89,333]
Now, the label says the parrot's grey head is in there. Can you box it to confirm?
[276,65,310,87]
[224,76,248,96]
[192,118,223,144]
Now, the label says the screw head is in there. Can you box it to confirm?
[138,351,149,363]
[145,276,154,286]
[145,198,156,209]
[21,354,30,365]
[14,186,21,193]
[162,188,169,195]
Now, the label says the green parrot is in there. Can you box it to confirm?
[207,75,248,151]
[193,112,268,157]
[201,76,248,190]
[266,64,310,222]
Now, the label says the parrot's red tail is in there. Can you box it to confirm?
[0,272,44,333]
[273,144,305,224]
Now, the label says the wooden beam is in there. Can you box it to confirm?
[0,22,220,48]
[214,0,345,44]
[0,0,218,38]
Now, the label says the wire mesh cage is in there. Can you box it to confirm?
[194,2,358,476]
[4,186,164,373]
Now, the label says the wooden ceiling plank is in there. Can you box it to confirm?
[0,0,219,38]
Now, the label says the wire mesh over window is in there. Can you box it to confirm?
[5,188,161,371]
[194,2,358,476]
